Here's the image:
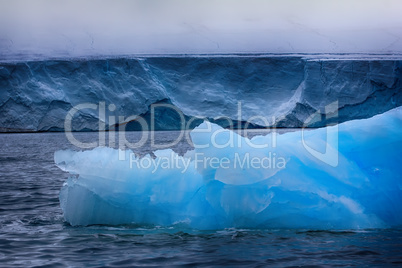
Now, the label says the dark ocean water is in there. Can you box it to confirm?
[0,132,402,267]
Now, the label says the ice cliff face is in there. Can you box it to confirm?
[0,56,401,131]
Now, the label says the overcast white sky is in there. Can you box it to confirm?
[1,0,401,58]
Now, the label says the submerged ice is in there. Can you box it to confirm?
[55,107,402,229]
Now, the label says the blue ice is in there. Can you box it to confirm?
[55,107,402,229]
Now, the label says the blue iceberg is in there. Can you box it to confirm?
[55,107,402,229]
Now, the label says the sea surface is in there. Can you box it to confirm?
[0,132,401,267]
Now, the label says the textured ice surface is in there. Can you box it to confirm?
[55,107,402,229]
[1,57,402,131]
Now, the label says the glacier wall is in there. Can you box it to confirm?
[55,107,402,229]
[1,56,402,131]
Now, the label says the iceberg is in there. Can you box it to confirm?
[55,107,402,229]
